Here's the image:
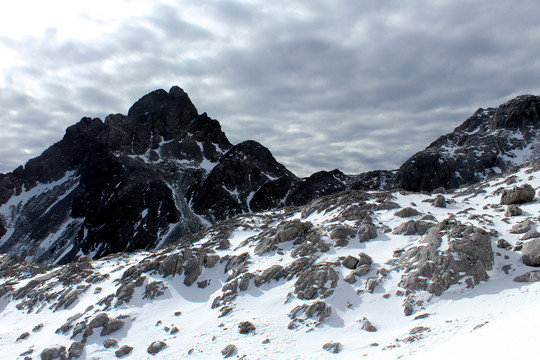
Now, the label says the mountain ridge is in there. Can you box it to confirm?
[1,87,539,264]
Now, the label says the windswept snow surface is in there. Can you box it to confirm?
[1,162,540,359]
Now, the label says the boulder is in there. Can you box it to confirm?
[238,321,256,334]
[505,205,522,217]
[221,344,237,358]
[394,207,422,218]
[514,270,540,282]
[294,265,339,300]
[329,225,356,240]
[322,342,342,353]
[521,230,540,240]
[89,313,109,328]
[359,317,377,332]
[103,339,119,348]
[500,184,536,205]
[68,342,85,359]
[522,239,540,266]
[147,340,167,355]
[40,346,67,360]
[358,223,377,242]
[509,220,532,234]
[432,195,446,208]
[496,239,512,250]
[342,256,359,269]
[115,345,133,358]
[101,319,125,336]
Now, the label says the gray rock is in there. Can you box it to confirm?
[514,270,540,282]
[393,220,436,235]
[144,281,167,299]
[147,340,167,355]
[358,223,377,242]
[521,230,540,240]
[204,254,220,268]
[496,239,512,250]
[68,342,85,359]
[342,256,359,269]
[357,253,373,266]
[254,265,288,287]
[115,345,133,358]
[510,220,533,234]
[221,344,237,358]
[330,225,356,240]
[101,319,125,336]
[238,321,256,334]
[522,239,540,266]
[40,346,67,360]
[394,207,422,218]
[322,342,342,353]
[352,264,371,277]
[288,301,332,323]
[183,257,203,286]
[500,184,536,205]
[433,195,446,208]
[343,273,357,284]
[294,265,339,300]
[103,339,119,348]
[89,313,109,328]
[505,205,522,217]
[159,253,184,277]
[360,317,377,332]
[17,332,30,341]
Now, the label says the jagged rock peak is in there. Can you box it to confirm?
[395,94,540,192]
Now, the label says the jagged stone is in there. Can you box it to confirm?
[144,281,167,299]
[510,220,533,234]
[359,317,377,332]
[238,321,256,334]
[342,256,359,269]
[322,342,342,353]
[500,184,536,205]
[101,319,125,336]
[358,222,378,242]
[330,225,356,240]
[254,265,288,287]
[522,239,540,266]
[433,195,447,208]
[68,341,85,359]
[521,230,540,240]
[40,345,67,360]
[183,257,203,286]
[505,205,522,217]
[294,265,339,300]
[89,313,109,328]
[221,344,237,358]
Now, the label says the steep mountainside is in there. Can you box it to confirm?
[1,158,539,359]
[1,88,540,265]
[0,87,294,264]
[395,95,540,191]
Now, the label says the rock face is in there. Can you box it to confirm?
[395,95,540,192]
[0,87,292,264]
[522,239,540,267]
[1,89,540,264]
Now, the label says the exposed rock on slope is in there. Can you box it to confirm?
[395,95,540,192]
[0,87,291,264]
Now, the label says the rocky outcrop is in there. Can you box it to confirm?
[395,95,540,192]
[500,184,536,205]
[522,239,540,266]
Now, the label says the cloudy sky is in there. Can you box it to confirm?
[1,0,540,177]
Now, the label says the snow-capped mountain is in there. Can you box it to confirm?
[0,87,295,264]
[1,88,540,267]
[1,157,539,359]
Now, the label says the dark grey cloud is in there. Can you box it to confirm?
[1,0,540,177]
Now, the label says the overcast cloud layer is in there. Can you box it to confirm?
[1,0,540,177]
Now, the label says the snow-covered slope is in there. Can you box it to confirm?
[2,159,540,359]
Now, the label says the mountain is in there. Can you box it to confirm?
[1,88,540,265]
[395,94,540,191]
[1,157,539,359]
[0,87,294,264]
